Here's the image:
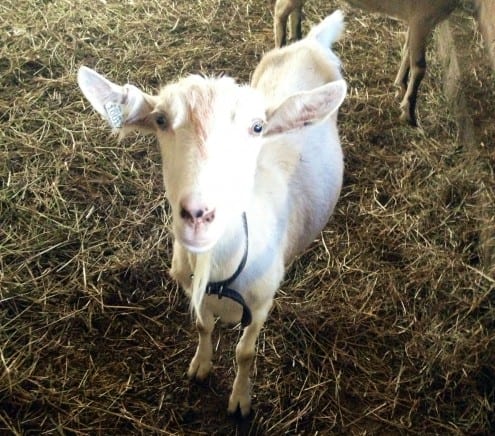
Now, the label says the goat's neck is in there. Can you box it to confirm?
[207,212,248,283]
[183,213,246,319]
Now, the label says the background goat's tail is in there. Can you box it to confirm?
[307,9,345,48]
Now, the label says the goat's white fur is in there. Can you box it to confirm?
[77,10,346,417]
[274,0,459,126]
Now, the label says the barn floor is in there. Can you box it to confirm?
[1,0,494,434]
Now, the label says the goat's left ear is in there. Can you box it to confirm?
[263,79,347,136]
[77,66,157,134]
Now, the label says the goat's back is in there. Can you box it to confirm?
[252,11,345,263]
[252,11,344,107]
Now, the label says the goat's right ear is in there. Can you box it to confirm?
[263,79,347,136]
[77,66,157,133]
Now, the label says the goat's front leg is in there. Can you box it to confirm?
[227,317,265,417]
[394,28,410,101]
[274,0,296,47]
[399,20,432,127]
[188,311,215,381]
[288,7,303,42]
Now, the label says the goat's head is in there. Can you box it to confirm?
[158,76,269,253]
[78,66,346,253]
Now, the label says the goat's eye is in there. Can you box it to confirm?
[250,119,264,136]
[155,114,168,130]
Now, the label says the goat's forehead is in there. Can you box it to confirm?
[156,76,264,126]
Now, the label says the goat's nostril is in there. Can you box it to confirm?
[180,207,193,222]
[180,202,215,224]
[204,209,215,223]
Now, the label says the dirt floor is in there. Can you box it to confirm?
[1,0,494,434]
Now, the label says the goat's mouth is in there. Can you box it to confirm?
[178,235,217,254]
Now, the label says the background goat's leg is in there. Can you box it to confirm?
[394,29,411,101]
[289,8,303,42]
[188,312,215,380]
[399,20,431,126]
[274,0,295,46]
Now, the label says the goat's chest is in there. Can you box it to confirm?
[203,294,243,325]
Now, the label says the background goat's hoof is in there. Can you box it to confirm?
[399,108,418,127]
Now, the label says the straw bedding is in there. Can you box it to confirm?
[1,0,494,433]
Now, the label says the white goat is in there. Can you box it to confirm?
[77,10,346,417]
[274,0,459,126]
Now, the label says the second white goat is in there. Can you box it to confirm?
[77,10,347,417]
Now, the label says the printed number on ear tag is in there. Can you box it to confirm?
[104,102,124,128]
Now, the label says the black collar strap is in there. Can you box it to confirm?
[205,212,252,327]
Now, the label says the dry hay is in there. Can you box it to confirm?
[1,0,494,434]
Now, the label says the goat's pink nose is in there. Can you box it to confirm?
[179,197,216,225]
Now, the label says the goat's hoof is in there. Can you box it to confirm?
[399,110,417,127]
[227,393,251,418]
[187,359,212,381]
[398,100,418,127]
[228,404,254,421]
